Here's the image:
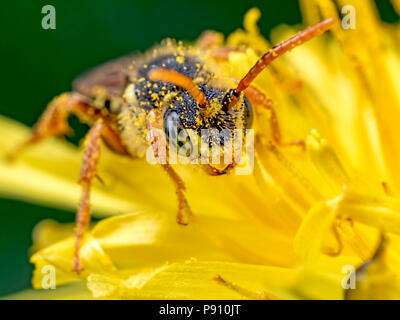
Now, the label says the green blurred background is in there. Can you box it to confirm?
[0,0,397,296]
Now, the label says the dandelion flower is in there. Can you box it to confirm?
[2,0,400,299]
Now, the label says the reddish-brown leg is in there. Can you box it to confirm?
[196,31,246,61]
[161,163,192,225]
[74,120,104,273]
[6,93,81,159]
[197,30,224,50]
[148,111,193,225]
[8,92,127,158]
[208,47,246,61]
[202,45,245,62]
[244,85,305,149]
[8,92,128,272]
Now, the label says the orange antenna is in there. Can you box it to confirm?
[148,68,207,107]
[222,18,336,111]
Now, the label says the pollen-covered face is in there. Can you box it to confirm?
[163,85,253,174]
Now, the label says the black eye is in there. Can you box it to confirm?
[164,110,181,142]
[164,110,194,156]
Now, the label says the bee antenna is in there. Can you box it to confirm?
[148,68,207,107]
[223,18,336,111]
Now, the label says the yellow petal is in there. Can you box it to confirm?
[294,195,342,262]
[31,236,116,288]
[294,255,360,300]
[87,266,168,299]
[0,116,139,217]
[346,236,400,300]
[306,129,349,197]
[2,282,93,300]
[91,211,234,269]
[30,209,298,280]
[87,261,298,299]
[338,189,400,235]
[31,219,75,253]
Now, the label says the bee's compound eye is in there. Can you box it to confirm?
[164,110,195,157]
[243,97,253,129]
[164,111,181,142]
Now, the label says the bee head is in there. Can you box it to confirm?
[163,85,252,174]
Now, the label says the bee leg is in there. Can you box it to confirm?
[6,93,89,160]
[8,93,126,272]
[197,32,246,60]
[244,85,305,149]
[147,110,192,225]
[197,30,224,50]
[73,120,104,273]
[208,47,246,61]
[161,163,193,225]
[8,92,127,159]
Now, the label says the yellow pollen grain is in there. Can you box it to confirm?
[176,56,185,64]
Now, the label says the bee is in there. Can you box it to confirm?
[9,18,335,272]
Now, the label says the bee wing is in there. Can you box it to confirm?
[72,55,134,99]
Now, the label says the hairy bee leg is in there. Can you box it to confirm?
[7,92,127,159]
[73,120,104,273]
[6,93,83,160]
[197,30,224,50]
[100,124,129,155]
[244,85,305,149]
[147,110,192,225]
[208,47,246,60]
[161,163,193,225]
[196,31,245,60]
[8,92,126,272]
